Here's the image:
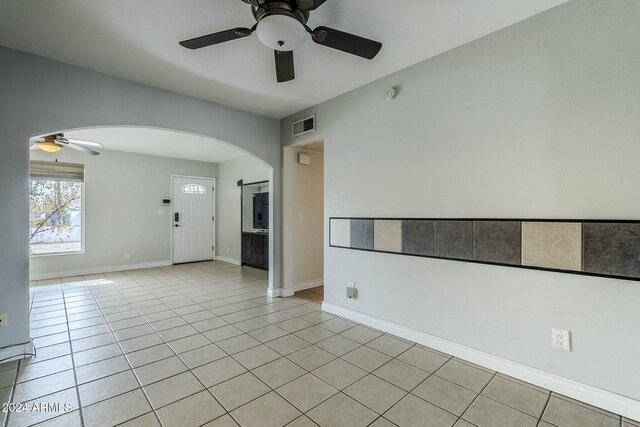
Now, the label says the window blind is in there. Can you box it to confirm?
[30,161,84,182]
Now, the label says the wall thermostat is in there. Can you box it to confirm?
[385,86,398,101]
[161,198,172,206]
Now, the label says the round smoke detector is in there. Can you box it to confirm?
[385,87,398,101]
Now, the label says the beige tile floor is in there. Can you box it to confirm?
[1,261,636,427]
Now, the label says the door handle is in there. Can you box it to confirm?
[174,212,180,222]
[174,224,182,228]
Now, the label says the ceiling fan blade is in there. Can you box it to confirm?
[312,26,382,59]
[180,27,253,50]
[274,50,295,83]
[65,142,100,156]
[296,0,327,10]
[64,138,103,148]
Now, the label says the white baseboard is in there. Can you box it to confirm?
[280,279,324,297]
[0,341,35,363]
[29,260,172,281]
[269,279,324,298]
[267,288,281,298]
[281,288,295,297]
[293,279,324,292]
[215,256,241,266]
[322,302,640,422]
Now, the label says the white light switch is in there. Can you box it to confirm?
[0,313,7,327]
[158,210,165,216]
[298,211,304,220]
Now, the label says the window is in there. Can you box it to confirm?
[182,183,206,194]
[29,161,84,255]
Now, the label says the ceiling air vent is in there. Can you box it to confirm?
[292,115,316,138]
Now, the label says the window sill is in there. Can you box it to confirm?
[29,250,85,258]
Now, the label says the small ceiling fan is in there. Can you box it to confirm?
[179,0,383,82]
[31,134,102,156]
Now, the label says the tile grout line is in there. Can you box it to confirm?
[452,371,499,426]
[218,306,346,422]
[19,264,624,426]
[189,294,335,422]
[11,281,89,426]
[7,282,62,426]
[22,284,482,426]
[374,345,454,423]
[6,269,265,426]
[60,280,88,427]
[425,358,552,423]
[3,283,53,427]
[99,269,268,425]
[536,391,554,426]
[104,270,251,425]
[82,273,165,427]
[292,337,424,423]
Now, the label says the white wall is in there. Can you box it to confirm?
[0,46,280,353]
[29,149,217,277]
[217,156,270,264]
[283,147,324,289]
[282,0,640,402]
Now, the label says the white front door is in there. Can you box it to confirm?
[172,176,214,264]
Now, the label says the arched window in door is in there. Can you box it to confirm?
[181,184,206,195]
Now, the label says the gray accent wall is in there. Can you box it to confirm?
[283,0,640,402]
[0,46,281,352]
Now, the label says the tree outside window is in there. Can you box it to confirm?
[29,179,82,255]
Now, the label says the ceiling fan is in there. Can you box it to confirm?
[31,134,102,156]
[179,0,383,82]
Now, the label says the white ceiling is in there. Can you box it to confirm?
[53,127,247,163]
[0,0,568,119]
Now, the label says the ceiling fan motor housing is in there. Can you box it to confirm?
[180,0,381,83]
[253,1,309,51]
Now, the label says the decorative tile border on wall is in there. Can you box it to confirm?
[329,218,640,282]
[583,223,640,277]
[522,222,582,271]
[435,221,474,260]
[374,220,402,253]
[474,221,521,266]
[351,219,374,250]
[402,220,435,257]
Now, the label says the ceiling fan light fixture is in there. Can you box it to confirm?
[256,14,307,51]
[37,140,62,153]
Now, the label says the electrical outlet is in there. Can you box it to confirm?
[347,281,357,299]
[0,312,7,327]
[552,328,571,351]
[298,211,304,220]
[227,244,231,254]
[124,252,130,260]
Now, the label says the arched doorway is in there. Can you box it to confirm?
[0,47,282,355]
[27,126,272,283]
